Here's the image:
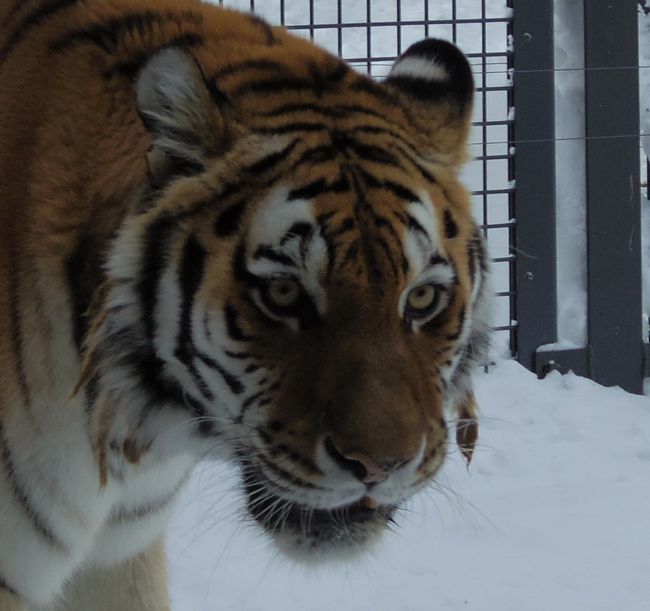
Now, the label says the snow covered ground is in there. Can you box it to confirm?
[168,361,650,611]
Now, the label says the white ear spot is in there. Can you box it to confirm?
[390,56,449,82]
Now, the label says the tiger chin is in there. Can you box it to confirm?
[0,0,490,608]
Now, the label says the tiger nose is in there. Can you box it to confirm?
[324,437,411,485]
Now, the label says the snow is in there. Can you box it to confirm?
[168,360,650,611]
[554,0,587,347]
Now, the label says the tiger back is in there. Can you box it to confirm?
[0,1,489,609]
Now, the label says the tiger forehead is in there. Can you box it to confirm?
[244,167,445,293]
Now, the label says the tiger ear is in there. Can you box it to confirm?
[385,39,474,165]
[136,47,230,187]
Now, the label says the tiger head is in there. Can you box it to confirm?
[84,33,489,559]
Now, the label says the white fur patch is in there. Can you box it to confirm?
[401,191,446,283]
[390,56,449,82]
[247,186,329,316]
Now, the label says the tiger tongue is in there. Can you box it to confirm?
[360,496,380,510]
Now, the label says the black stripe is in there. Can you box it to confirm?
[176,235,206,353]
[355,166,382,188]
[350,142,400,166]
[313,223,337,281]
[50,10,203,53]
[254,246,296,268]
[389,75,472,112]
[257,101,386,123]
[405,213,431,242]
[325,217,355,239]
[307,59,349,92]
[65,232,102,351]
[290,145,338,169]
[387,141,438,184]
[349,78,403,109]
[341,240,360,266]
[382,180,420,203]
[224,303,252,342]
[252,122,327,136]
[258,102,338,119]
[214,200,247,238]
[333,103,386,120]
[430,253,448,267]
[375,236,399,277]
[258,455,319,490]
[232,78,313,98]
[371,213,403,253]
[474,230,488,273]
[241,390,265,413]
[288,174,350,201]
[281,222,313,245]
[316,211,336,225]
[138,214,177,345]
[232,240,250,285]
[174,236,214,401]
[0,0,77,65]
[195,350,244,396]
[467,237,478,284]
[244,139,300,175]
[211,59,286,83]
[269,440,322,475]
[444,209,459,239]
[349,125,422,156]
[237,63,345,100]
[443,307,466,341]
[109,328,183,406]
[224,350,253,360]
[349,171,384,288]
[173,170,286,224]
[247,14,277,46]
[0,422,67,552]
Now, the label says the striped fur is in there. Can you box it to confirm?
[0,1,489,608]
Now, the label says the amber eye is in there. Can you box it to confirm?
[406,284,439,318]
[266,278,302,309]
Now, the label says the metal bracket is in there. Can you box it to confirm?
[535,348,590,380]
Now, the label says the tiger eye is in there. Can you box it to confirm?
[407,284,437,311]
[267,278,301,308]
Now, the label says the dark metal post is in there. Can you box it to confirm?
[512,1,557,372]
[584,0,644,393]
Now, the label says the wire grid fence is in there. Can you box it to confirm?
[216,0,516,353]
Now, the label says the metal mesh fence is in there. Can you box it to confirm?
[215,0,516,355]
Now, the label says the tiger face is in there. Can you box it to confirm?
[87,37,489,559]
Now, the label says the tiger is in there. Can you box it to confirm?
[0,0,490,609]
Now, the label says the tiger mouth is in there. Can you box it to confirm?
[241,466,396,550]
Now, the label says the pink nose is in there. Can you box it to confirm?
[324,437,413,485]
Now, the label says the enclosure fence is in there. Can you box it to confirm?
[216,0,649,395]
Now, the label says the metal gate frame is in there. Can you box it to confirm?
[512,0,649,394]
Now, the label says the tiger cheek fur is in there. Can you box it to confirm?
[0,0,489,606]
